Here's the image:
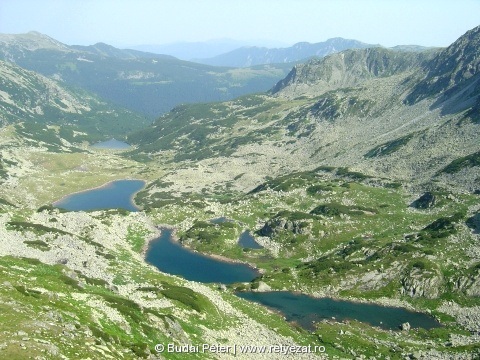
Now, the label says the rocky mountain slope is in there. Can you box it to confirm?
[0,26,479,360]
[270,47,436,95]
[406,25,480,116]
[122,26,480,359]
[0,31,292,117]
[128,26,479,194]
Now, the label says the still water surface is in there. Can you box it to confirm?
[238,230,263,249]
[146,228,259,284]
[57,179,441,331]
[91,139,131,149]
[54,179,144,212]
[237,291,441,331]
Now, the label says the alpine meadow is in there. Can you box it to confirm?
[0,19,479,360]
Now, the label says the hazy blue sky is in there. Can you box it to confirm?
[1,0,479,48]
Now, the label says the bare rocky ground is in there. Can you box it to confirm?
[138,71,479,201]
[1,35,479,358]
[0,207,325,359]
[0,135,328,359]
[0,136,478,359]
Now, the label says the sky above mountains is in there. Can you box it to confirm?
[0,0,479,49]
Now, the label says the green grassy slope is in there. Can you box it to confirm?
[0,33,292,118]
[0,60,149,146]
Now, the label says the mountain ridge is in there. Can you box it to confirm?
[270,47,437,96]
[0,31,293,118]
[128,26,479,194]
[406,25,480,111]
[193,37,379,67]
[0,59,148,146]
[0,26,480,360]
[0,31,71,53]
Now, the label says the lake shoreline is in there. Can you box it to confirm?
[143,226,423,307]
[142,225,441,330]
[52,180,443,333]
[53,178,146,210]
[143,225,262,275]
[90,138,132,150]
[236,291,442,331]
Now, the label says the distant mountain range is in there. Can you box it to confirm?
[2,28,475,174]
[0,32,293,118]
[192,38,435,68]
[193,38,378,67]
[0,32,435,121]
[128,39,258,61]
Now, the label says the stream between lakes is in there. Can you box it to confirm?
[54,179,441,331]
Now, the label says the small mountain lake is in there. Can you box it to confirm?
[146,228,259,284]
[237,291,441,331]
[210,217,232,224]
[56,179,442,332]
[91,138,131,149]
[238,230,263,249]
[53,179,145,212]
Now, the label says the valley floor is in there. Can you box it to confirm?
[0,134,479,359]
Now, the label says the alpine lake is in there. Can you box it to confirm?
[54,178,442,332]
[91,138,132,150]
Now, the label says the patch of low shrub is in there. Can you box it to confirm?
[160,282,207,312]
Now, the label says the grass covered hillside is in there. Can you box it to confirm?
[0,60,149,147]
[0,32,293,118]
[0,24,479,360]
[122,26,480,358]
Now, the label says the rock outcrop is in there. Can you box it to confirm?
[411,192,436,209]
[401,268,444,299]
[258,217,312,237]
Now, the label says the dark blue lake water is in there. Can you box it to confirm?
[146,228,259,284]
[237,291,441,331]
[56,180,442,332]
[238,230,263,249]
[91,139,131,149]
[54,179,145,212]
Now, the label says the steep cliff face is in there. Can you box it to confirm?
[270,47,434,96]
[406,25,480,111]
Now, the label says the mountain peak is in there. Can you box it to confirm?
[405,24,480,105]
[0,31,70,52]
[26,31,44,36]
